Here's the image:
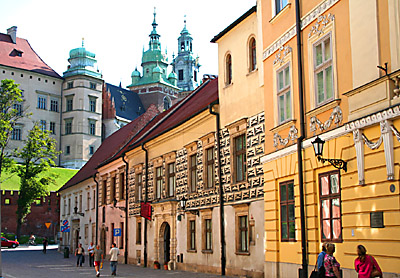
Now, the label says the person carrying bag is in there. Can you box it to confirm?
[310,242,327,278]
[355,245,383,278]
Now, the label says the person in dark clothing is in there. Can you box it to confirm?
[42,237,48,254]
[75,243,85,267]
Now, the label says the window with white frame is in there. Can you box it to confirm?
[50,122,56,135]
[13,103,22,116]
[89,120,96,135]
[275,0,289,15]
[11,125,22,140]
[40,120,46,132]
[50,99,59,112]
[37,95,46,110]
[277,64,291,123]
[89,97,96,113]
[314,34,334,105]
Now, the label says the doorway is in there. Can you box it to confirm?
[159,222,170,264]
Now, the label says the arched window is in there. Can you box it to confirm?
[249,38,256,72]
[163,96,171,111]
[226,54,232,85]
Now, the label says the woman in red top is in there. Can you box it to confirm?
[354,245,382,278]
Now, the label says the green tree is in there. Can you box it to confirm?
[12,124,60,238]
[0,79,23,177]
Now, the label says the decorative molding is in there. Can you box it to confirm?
[391,125,400,142]
[361,134,382,150]
[263,0,340,60]
[273,125,298,149]
[345,104,400,131]
[381,120,394,180]
[310,106,343,134]
[273,46,292,65]
[308,13,335,38]
[353,129,365,185]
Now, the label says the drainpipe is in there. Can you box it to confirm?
[209,103,226,276]
[93,173,99,245]
[295,0,308,277]
[141,143,149,268]
[122,155,129,264]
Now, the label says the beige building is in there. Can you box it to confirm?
[0,27,63,164]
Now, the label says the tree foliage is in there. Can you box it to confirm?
[11,124,60,238]
[0,79,23,177]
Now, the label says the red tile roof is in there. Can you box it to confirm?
[0,33,61,79]
[111,77,219,160]
[59,104,160,191]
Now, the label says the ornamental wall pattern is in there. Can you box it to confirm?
[127,111,265,215]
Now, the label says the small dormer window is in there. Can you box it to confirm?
[11,49,23,57]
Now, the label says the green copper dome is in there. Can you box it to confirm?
[168,71,177,79]
[69,47,95,59]
[131,68,141,77]
[152,65,162,73]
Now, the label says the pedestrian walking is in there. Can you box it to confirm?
[74,243,85,267]
[42,237,48,254]
[109,243,120,276]
[324,243,341,278]
[88,242,95,267]
[355,245,382,278]
[93,245,104,277]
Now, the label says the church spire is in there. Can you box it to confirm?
[149,7,161,50]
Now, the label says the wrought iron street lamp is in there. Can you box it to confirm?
[113,198,127,212]
[180,196,199,216]
[311,136,347,172]
[73,206,84,217]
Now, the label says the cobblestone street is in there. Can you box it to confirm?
[2,246,230,278]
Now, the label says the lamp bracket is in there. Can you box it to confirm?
[318,156,347,172]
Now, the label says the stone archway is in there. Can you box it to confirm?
[159,222,171,264]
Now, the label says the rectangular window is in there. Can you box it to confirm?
[89,97,96,112]
[167,163,175,197]
[86,191,90,211]
[50,99,59,112]
[314,34,333,105]
[178,70,184,81]
[65,119,72,134]
[205,219,212,251]
[111,223,115,245]
[277,65,291,123]
[110,176,116,202]
[93,189,96,209]
[65,145,70,155]
[102,180,107,205]
[89,146,94,155]
[67,82,73,89]
[37,95,46,110]
[120,222,124,249]
[63,199,67,216]
[68,198,71,215]
[136,221,142,244]
[239,215,248,252]
[13,103,22,116]
[90,82,96,90]
[234,135,246,183]
[11,126,21,140]
[190,154,197,192]
[275,0,288,14]
[194,70,197,82]
[280,181,295,241]
[320,171,342,242]
[156,166,162,199]
[50,122,56,134]
[79,194,82,213]
[206,148,215,188]
[119,172,125,200]
[189,220,196,250]
[66,97,73,112]
[89,120,96,135]
[136,173,142,202]
[40,120,46,132]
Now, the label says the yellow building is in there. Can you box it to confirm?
[261,0,400,277]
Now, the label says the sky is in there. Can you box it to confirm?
[0,0,256,87]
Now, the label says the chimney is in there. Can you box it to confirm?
[7,26,17,44]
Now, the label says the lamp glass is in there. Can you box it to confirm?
[180,196,186,210]
[312,136,325,157]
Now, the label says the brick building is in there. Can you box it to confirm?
[1,190,60,238]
